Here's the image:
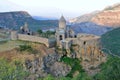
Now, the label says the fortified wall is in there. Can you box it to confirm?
[72,34,104,61]
[18,34,49,47]
[10,31,55,48]
[60,33,104,61]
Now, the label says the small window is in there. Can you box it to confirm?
[74,35,77,38]
[83,41,86,45]
[60,35,62,40]
[27,33,30,35]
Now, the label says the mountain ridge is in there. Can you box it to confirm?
[0,11,58,31]
[69,11,99,23]
[70,3,120,27]
[71,22,112,36]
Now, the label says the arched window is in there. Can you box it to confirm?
[60,35,63,40]
[83,41,86,45]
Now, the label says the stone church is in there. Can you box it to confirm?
[55,16,106,61]
[55,16,100,49]
[20,22,32,35]
[55,16,70,48]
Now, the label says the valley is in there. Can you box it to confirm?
[0,1,120,80]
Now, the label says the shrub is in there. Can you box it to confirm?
[0,40,8,44]
[0,58,29,80]
[60,56,84,78]
[19,45,33,52]
[94,56,120,80]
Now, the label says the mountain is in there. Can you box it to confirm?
[103,3,120,11]
[101,27,120,56]
[70,3,120,27]
[69,11,99,23]
[0,11,58,31]
[0,11,31,28]
[92,3,120,27]
[71,22,112,36]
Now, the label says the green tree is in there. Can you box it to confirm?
[94,56,120,80]
[37,29,43,34]
[0,58,28,80]
[19,45,33,52]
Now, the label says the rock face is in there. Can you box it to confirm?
[69,11,99,23]
[49,62,71,77]
[92,10,120,27]
[43,53,71,77]
[70,3,120,27]
[25,53,71,79]
[25,57,47,78]
[69,33,106,62]
[91,3,120,27]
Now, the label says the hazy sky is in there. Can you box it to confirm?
[1,0,120,19]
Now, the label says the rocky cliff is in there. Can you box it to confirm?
[92,10,120,27]
[70,3,120,27]
[69,11,99,23]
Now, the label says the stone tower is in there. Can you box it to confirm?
[59,16,66,30]
[20,22,31,34]
[24,22,29,33]
[56,16,67,47]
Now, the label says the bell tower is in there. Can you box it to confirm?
[56,16,67,47]
[59,16,66,30]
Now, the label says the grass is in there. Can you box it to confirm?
[0,40,30,52]
[19,44,39,55]
[0,40,8,44]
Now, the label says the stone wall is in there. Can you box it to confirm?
[10,31,18,40]
[70,34,103,61]
[76,39,101,60]
[78,40,104,62]
[18,34,50,47]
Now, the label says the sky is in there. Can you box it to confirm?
[0,0,120,19]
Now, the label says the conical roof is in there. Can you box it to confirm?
[59,16,66,22]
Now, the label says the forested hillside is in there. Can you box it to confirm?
[101,27,120,56]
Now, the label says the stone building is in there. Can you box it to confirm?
[56,16,101,49]
[55,16,69,48]
[20,22,32,35]
[55,16,104,61]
